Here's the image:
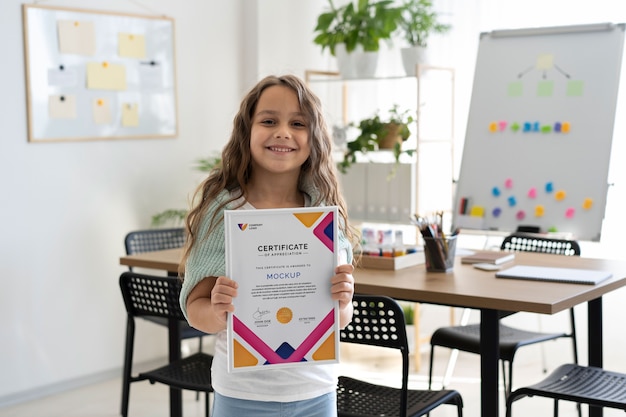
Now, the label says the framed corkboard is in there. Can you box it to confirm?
[22,4,177,142]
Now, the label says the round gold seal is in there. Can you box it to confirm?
[276,307,293,324]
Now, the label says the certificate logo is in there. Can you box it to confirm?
[238,223,248,231]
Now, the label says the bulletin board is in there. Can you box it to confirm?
[22,4,177,142]
[453,23,625,241]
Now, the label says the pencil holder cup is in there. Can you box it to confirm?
[423,235,457,273]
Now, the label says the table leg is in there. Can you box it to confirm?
[588,297,603,417]
[168,318,182,417]
[480,309,500,417]
[414,303,421,371]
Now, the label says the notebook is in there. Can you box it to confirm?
[495,265,612,285]
[461,251,515,265]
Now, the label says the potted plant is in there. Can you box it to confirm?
[397,0,451,75]
[339,104,415,177]
[313,0,403,79]
[151,155,221,226]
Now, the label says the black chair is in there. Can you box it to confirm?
[338,294,463,417]
[428,233,580,403]
[506,363,626,416]
[123,228,206,343]
[119,272,213,417]
[122,228,207,413]
[125,227,187,258]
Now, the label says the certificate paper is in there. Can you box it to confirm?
[224,206,339,372]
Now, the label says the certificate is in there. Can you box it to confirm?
[224,206,339,372]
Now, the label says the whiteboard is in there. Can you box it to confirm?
[22,5,177,142]
[453,23,625,241]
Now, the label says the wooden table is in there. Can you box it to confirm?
[120,248,626,417]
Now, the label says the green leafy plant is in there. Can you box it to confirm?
[313,0,403,56]
[339,104,415,176]
[397,0,451,47]
[399,301,415,325]
[150,155,221,227]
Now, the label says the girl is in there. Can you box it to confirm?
[179,74,358,417]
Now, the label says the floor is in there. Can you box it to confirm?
[4,327,622,417]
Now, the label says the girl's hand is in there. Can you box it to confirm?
[211,276,238,326]
[331,264,355,312]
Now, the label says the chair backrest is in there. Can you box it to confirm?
[124,227,186,255]
[342,294,410,411]
[500,233,580,257]
[119,271,186,322]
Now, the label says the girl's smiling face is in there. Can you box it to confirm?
[250,85,311,177]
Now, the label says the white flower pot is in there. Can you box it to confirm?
[401,46,428,76]
[335,44,379,79]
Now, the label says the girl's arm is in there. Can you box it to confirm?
[186,276,238,333]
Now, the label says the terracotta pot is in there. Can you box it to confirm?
[378,123,403,149]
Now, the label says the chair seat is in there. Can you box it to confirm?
[337,376,463,417]
[139,352,214,393]
[141,316,207,340]
[430,323,567,361]
[508,363,626,410]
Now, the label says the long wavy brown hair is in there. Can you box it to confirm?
[180,74,358,275]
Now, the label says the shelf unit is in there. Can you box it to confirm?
[305,65,456,223]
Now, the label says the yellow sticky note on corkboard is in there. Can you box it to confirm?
[92,98,112,124]
[57,20,95,55]
[118,33,146,58]
[122,103,139,127]
[48,95,76,119]
[87,62,127,91]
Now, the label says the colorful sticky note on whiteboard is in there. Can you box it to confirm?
[565,208,575,218]
[507,81,523,97]
[583,198,593,210]
[537,81,554,97]
[516,210,526,220]
[527,187,537,198]
[534,205,545,217]
[470,206,485,217]
[567,80,584,96]
[536,53,554,70]
[555,190,567,201]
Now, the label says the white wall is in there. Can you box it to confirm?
[3,0,626,408]
[0,0,247,406]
